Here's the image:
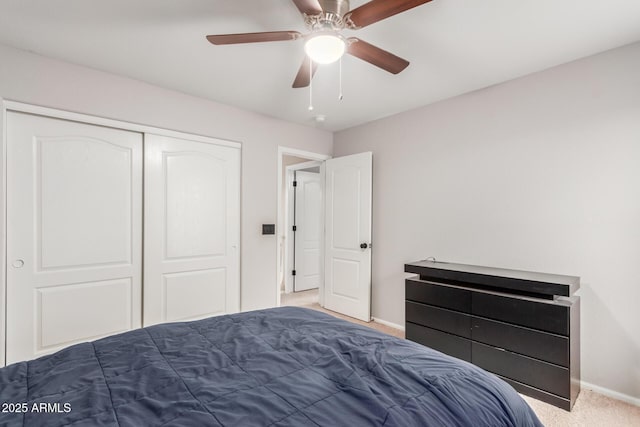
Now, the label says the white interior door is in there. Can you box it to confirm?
[144,134,240,326]
[324,152,372,321]
[294,171,322,292]
[6,111,143,364]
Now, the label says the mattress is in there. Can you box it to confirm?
[0,306,542,426]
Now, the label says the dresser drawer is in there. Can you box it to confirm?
[472,316,569,367]
[406,301,471,338]
[406,322,471,362]
[406,278,470,312]
[472,292,569,335]
[472,342,570,398]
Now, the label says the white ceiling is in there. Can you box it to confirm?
[1,0,639,131]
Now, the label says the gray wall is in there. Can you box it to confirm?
[0,43,333,313]
[334,42,640,402]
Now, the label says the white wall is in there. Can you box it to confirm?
[334,42,640,402]
[0,43,333,313]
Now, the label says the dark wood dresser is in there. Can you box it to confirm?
[404,260,580,410]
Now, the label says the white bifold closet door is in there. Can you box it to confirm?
[6,112,143,364]
[143,134,240,326]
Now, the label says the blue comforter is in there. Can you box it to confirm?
[0,307,542,426]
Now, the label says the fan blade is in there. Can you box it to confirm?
[345,0,433,29]
[206,31,302,45]
[292,56,318,88]
[291,0,323,15]
[347,38,409,74]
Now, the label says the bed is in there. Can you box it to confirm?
[0,307,542,426]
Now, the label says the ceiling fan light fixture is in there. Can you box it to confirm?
[304,34,346,64]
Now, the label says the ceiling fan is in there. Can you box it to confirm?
[206,0,433,88]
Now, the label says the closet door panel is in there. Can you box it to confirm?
[38,136,133,268]
[144,134,240,326]
[6,111,143,364]
[165,153,227,259]
[163,269,227,322]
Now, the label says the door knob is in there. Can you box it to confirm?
[360,243,371,249]
[12,259,24,268]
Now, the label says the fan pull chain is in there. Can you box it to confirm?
[308,57,314,111]
[339,57,344,101]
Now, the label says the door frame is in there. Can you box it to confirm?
[276,147,330,308]
[285,161,323,294]
[0,100,241,367]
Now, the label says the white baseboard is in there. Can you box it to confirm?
[581,380,640,407]
[372,317,405,331]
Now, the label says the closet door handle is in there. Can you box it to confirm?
[12,259,25,268]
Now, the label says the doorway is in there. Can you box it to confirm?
[283,162,323,308]
[276,147,373,322]
[277,147,329,309]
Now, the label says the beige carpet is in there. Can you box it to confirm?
[521,390,640,427]
[285,297,640,427]
[280,289,320,307]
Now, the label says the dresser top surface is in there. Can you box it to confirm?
[405,260,580,297]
